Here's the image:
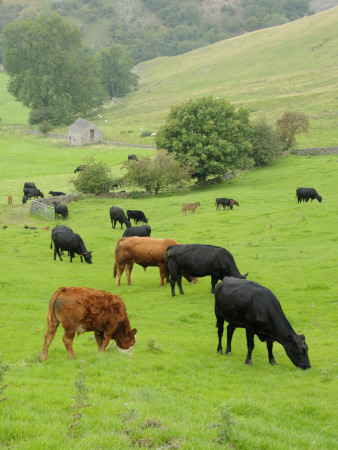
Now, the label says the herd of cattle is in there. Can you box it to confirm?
[41,186,321,369]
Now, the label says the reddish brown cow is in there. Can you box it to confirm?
[41,287,137,360]
[113,236,198,287]
[182,202,200,215]
[8,196,13,205]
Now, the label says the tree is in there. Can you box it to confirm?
[3,14,105,125]
[71,156,115,195]
[251,118,282,165]
[121,150,190,195]
[276,111,309,151]
[96,45,138,98]
[155,97,253,182]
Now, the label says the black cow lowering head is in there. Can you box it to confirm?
[317,196,323,203]
[82,251,93,264]
[284,334,310,370]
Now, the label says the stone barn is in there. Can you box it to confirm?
[68,118,103,147]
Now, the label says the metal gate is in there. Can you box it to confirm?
[30,200,55,221]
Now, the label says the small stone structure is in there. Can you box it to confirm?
[68,118,103,147]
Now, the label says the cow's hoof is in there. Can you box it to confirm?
[217,349,223,355]
[245,360,252,366]
[226,351,232,356]
[270,359,277,366]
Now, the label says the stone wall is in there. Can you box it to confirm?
[296,146,338,155]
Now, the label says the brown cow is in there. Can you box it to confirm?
[182,202,200,215]
[113,236,198,287]
[41,287,137,361]
[8,196,13,205]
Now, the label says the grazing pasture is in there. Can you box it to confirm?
[0,135,337,448]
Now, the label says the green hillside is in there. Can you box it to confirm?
[96,6,337,148]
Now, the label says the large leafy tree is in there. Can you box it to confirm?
[155,97,253,182]
[96,45,138,98]
[3,14,104,125]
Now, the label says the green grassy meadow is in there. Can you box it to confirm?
[0,133,337,448]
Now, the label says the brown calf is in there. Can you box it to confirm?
[113,236,198,286]
[41,287,137,360]
[182,202,200,215]
[8,196,12,205]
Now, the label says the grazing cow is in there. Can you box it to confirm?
[123,225,151,238]
[51,228,92,263]
[53,201,69,220]
[109,206,131,229]
[49,191,66,196]
[215,198,233,211]
[296,187,322,203]
[182,202,200,215]
[41,286,136,360]
[22,196,28,205]
[166,244,247,296]
[229,199,239,207]
[126,210,148,225]
[23,182,36,190]
[113,236,198,287]
[8,196,12,205]
[128,154,138,161]
[74,165,86,173]
[215,277,311,370]
[24,188,44,199]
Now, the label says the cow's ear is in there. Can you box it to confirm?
[131,328,137,336]
[89,251,93,255]
[244,272,248,278]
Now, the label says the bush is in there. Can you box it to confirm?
[251,118,282,165]
[276,111,309,151]
[71,156,115,195]
[141,130,152,137]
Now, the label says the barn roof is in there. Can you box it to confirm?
[69,118,96,132]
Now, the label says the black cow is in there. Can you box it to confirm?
[128,154,138,162]
[126,210,148,225]
[22,196,28,205]
[74,165,86,173]
[122,225,151,238]
[215,277,311,370]
[23,182,36,190]
[49,191,66,196]
[215,198,233,211]
[109,206,131,229]
[24,188,44,199]
[53,201,69,220]
[296,188,322,203]
[166,244,247,296]
[51,228,92,264]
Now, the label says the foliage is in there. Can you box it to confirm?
[121,150,190,194]
[38,121,53,137]
[156,97,253,181]
[251,118,282,166]
[276,111,310,151]
[71,156,115,195]
[96,45,138,98]
[3,14,105,125]
[69,362,91,436]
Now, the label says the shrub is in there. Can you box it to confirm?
[71,156,115,195]
[251,118,282,165]
[276,111,309,151]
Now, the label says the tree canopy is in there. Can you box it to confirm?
[155,97,253,182]
[3,14,105,125]
[276,110,309,151]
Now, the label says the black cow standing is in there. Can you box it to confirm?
[122,225,151,238]
[51,227,92,263]
[49,191,66,196]
[296,188,322,203]
[23,182,36,190]
[215,277,311,370]
[126,210,148,225]
[53,201,69,220]
[166,244,247,296]
[24,188,44,199]
[215,198,233,210]
[74,165,86,173]
[109,206,131,229]
[128,154,138,162]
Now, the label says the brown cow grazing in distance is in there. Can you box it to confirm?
[182,202,200,215]
[114,236,198,287]
[8,196,12,205]
[41,287,137,361]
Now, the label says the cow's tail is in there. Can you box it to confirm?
[48,287,67,322]
[50,236,53,249]
[113,262,117,278]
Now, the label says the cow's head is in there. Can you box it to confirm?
[317,196,322,202]
[284,334,310,370]
[144,217,148,224]
[239,272,248,279]
[83,251,93,264]
[125,220,131,228]
[115,328,137,355]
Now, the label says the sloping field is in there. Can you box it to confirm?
[0,134,337,448]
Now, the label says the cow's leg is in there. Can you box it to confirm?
[125,262,133,285]
[94,331,104,351]
[225,323,236,355]
[99,332,113,353]
[41,319,60,361]
[167,260,180,296]
[62,330,76,359]
[245,329,255,365]
[176,275,184,295]
[215,307,224,354]
[55,246,63,261]
[211,274,218,294]
[115,264,125,286]
[267,339,277,365]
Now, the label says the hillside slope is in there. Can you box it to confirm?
[97,7,338,148]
